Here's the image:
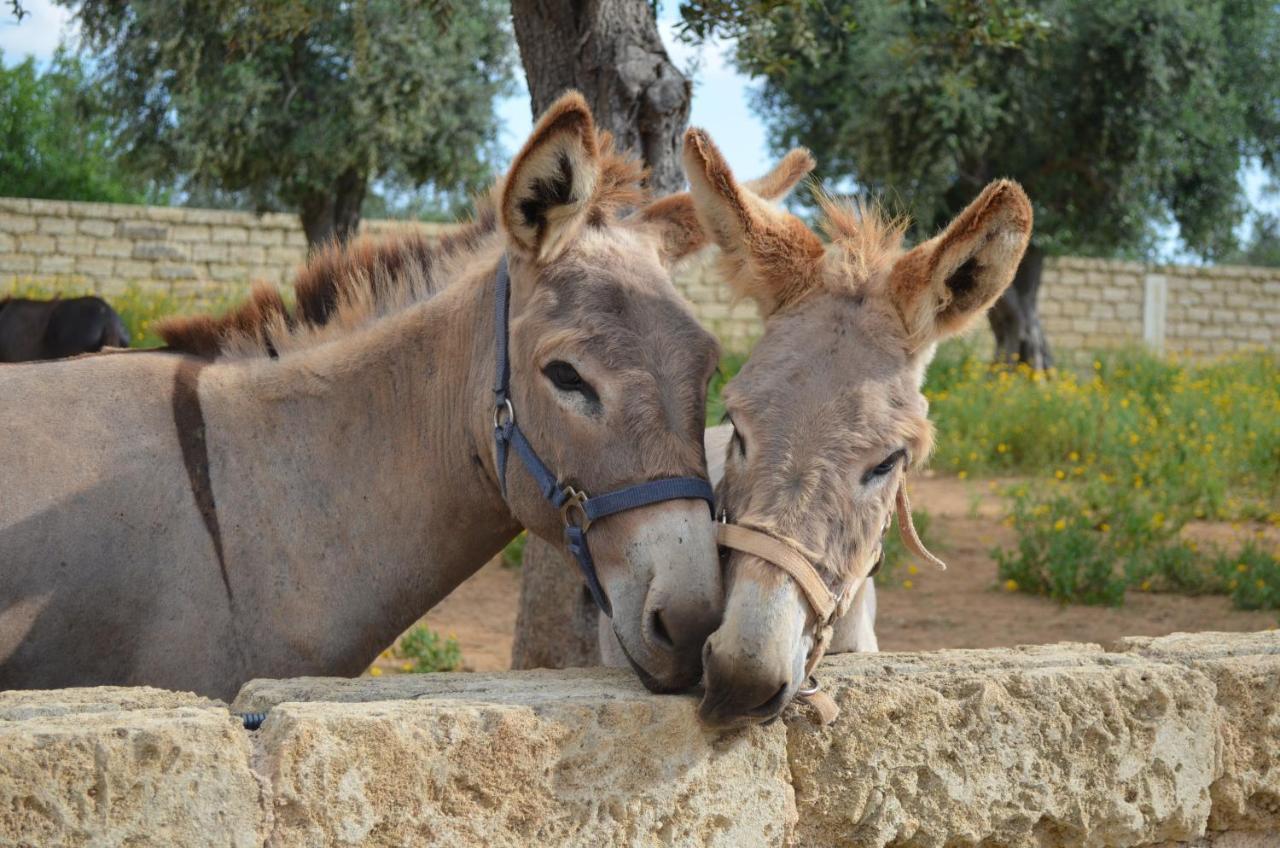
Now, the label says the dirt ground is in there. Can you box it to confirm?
[391,476,1278,673]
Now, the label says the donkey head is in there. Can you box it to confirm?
[494,94,724,691]
[680,129,1032,726]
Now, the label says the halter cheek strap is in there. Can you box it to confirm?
[491,256,715,618]
[716,480,944,724]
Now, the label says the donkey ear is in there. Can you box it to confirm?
[682,129,825,314]
[632,147,816,266]
[887,179,1032,351]
[500,91,599,263]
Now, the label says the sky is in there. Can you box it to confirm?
[3,0,1274,258]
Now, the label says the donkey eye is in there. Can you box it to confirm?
[542,361,597,400]
[861,450,905,485]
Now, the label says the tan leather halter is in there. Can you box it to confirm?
[715,481,944,724]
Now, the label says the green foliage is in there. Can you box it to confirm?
[5,279,251,349]
[993,487,1129,605]
[0,50,157,203]
[878,508,934,589]
[736,0,1280,261]
[62,0,514,231]
[394,625,463,673]
[925,342,1280,522]
[706,350,748,425]
[1225,211,1280,268]
[930,342,1280,611]
[1216,542,1280,612]
[501,531,527,569]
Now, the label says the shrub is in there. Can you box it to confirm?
[1214,542,1280,612]
[394,625,463,673]
[925,342,1279,522]
[878,508,934,589]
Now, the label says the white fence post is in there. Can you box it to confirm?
[1142,272,1167,353]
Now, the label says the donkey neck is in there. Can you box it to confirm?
[202,259,521,676]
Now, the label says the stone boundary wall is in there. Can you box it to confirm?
[2,197,1279,354]
[2,630,1277,847]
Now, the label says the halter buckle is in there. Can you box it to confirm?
[560,486,592,531]
[493,398,514,431]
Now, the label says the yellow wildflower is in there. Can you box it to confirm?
[1055,469,1066,480]
[1004,579,1018,592]
[907,564,919,575]
[369,666,383,677]
[1100,523,1111,533]
[903,579,914,590]
[1237,563,1248,573]
[958,470,968,480]
[1140,580,1152,591]
[1068,451,1079,462]
[1054,518,1067,531]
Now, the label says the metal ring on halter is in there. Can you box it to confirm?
[492,398,514,430]
[560,486,592,531]
[796,675,821,698]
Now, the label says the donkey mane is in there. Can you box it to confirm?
[816,193,910,286]
[159,132,649,359]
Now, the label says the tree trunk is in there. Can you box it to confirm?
[510,540,602,670]
[299,167,367,250]
[988,244,1053,369]
[509,0,690,669]
[511,0,692,196]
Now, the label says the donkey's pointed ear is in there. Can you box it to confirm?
[682,129,825,314]
[888,179,1032,351]
[632,146,816,266]
[500,91,599,263]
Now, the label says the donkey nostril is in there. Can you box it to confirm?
[747,681,791,718]
[649,609,674,650]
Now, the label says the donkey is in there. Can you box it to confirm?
[679,129,1033,727]
[0,94,727,702]
[0,295,131,362]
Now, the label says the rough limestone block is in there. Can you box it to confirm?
[247,671,793,848]
[0,687,264,848]
[1115,632,1280,835]
[786,646,1220,848]
[78,218,116,238]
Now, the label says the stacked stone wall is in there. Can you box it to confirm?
[3,197,1278,355]
[2,631,1278,846]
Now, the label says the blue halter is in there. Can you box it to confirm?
[491,257,715,618]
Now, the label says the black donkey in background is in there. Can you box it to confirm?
[0,296,131,362]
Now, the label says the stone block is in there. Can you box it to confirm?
[0,254,37,273]
[155,263,199,280]
[95,239,134,259]
[788,648,1220,847]
[118,222,169,241]
[17,234,55,254]
[0,687,264,847]
[243,672,794,848]
[75,257,115,278]
[249,227,284,246]
[133,242,188,261]
[191,242,229,262]
[228,245,266,265]
[77,218,116,238]
[171,224,211,243]
[57,236,97,257]
[213,226,249,244]
[36,254,75,274]
[37,216,75,236]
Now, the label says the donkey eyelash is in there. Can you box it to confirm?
[860,449,906,485]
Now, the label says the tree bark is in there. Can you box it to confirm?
[510,540,602,670]
[988,244,1054,369]
[299,167,367,250]
[510,0,692,195]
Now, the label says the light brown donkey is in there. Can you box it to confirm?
[0,94,725,701]
[681,129,1033,728]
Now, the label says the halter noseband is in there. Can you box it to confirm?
[491,256,715,618]
[715,482,944,723]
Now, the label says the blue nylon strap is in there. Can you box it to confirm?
[582,477,714,522]
[488,253,714,619]
[565,524,612,617]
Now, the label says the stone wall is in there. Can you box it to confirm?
[2,197,1279,355]
[3,630,1278,847]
